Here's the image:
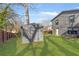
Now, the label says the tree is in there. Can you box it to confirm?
[0,4,10,29]
[0,4,20,33]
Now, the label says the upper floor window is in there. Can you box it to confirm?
[69,15,75,23]
[55,19,59,25]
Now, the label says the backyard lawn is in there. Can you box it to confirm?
[0,35,79,56]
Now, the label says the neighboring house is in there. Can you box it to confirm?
[43,25,52,35]
[51,9,79,37]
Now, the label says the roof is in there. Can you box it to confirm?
[22,23,43,29]
[51,9,79,22]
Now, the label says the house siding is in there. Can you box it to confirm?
[52,11,79,36]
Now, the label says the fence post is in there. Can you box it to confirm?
[2,30,4,43]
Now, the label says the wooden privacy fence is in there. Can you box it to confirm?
[0,30,16,43]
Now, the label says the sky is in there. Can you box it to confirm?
[11,3,79,26]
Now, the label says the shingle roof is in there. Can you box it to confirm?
[51,9,79,22]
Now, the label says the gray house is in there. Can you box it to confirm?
[51,9,79,37]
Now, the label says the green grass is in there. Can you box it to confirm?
[0,35,79,56]
[0,38,16,56]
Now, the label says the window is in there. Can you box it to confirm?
[69,15,75,23]
[55,20,59,25]
[68,30,77,34]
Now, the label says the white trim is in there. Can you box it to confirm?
[56,29,59,36]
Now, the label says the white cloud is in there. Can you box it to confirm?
[69,7,79,9]
[40,11,59,16]
[30,11,59,17]
[76,7,79,9]
[35,17,52,26]
[30,11,59,26]
[38,11,59,21]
